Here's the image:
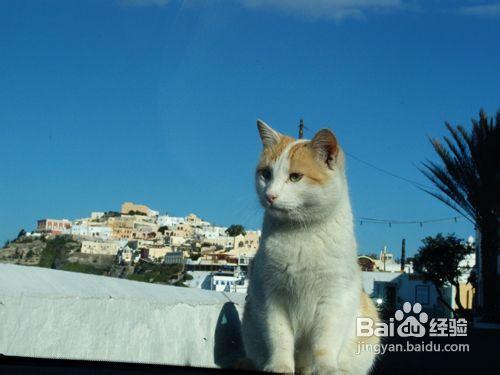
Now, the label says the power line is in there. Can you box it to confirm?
[300,124,432,190]
[301,124,315,134]
[357,216,462,228]
[298,122,468,228]
[344,151,433,190]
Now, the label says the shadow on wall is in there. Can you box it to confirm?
[213,302,245,368]
[201,274,212,290]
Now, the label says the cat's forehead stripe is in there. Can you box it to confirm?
[287,141,330,185]
[259,135,295,166]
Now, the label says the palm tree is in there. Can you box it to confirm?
[421,110,500,322]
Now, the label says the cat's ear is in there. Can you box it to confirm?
[310,129,339,169]
[257,120,282,148]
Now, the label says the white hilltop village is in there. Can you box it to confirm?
[31,201,260,293]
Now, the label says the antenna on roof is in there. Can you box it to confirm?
[299,119,304,139]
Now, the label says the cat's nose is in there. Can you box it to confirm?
[266,193,278,205]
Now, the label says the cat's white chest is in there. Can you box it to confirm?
[255,228,359,306]
[262,231,339,275]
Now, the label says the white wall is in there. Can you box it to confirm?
[0,264,245,368]
[362,271,453,317]
[157,215,185,227]
[362,271,401,295]
[89,225,112,240]
[71,222,90,236]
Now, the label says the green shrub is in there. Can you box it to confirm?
[38,235,79,269]
[61,262,107,275]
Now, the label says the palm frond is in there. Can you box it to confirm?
[420,162,476,221]
[421,110,500,224]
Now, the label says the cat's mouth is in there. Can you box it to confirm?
[267,205,290,213]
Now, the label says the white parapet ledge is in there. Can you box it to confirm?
[0,264,246,369]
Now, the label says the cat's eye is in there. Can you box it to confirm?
[289,173,303,182]
[260,168,272,180]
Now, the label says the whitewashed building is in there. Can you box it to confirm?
[362,271,453,318]
[374,247,413,273]
[119,246,139,264]
[72,222,112,241]
[90,212,105,220]
[197,226,228,239]
[71,221,90,236]
[212,269,248,294]
[88,225,112,240]
[157,215,186,228]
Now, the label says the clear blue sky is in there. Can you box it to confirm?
[1,0,499,256]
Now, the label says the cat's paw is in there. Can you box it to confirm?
[315,365,340,375]
[263,363,294,374]
[295,366,315,375]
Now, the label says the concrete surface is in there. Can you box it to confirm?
[0,264,246,369]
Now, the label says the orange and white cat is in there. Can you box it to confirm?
[241,121,379,374]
